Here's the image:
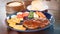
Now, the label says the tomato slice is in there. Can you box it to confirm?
[23,13,29,17]
[17,14,23,18]
[17,12,29,18]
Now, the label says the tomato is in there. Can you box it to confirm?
[17,14,23,18]
[17,12,29,18]
[23,13,29,17]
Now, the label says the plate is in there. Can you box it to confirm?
[27,5,48,11]
[6,12,55,32]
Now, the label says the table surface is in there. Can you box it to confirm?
[0,0,60,34]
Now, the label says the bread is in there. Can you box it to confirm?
[31,0,47,11]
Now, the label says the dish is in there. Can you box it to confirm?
[27,0,48,11]
[6,10,54,32]
[27,5,48,11]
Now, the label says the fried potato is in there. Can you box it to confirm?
[11,17,21,23]
[7,19,16,24]
[9,23,16,27]
[13,25,26,31]
[36,11,46,19]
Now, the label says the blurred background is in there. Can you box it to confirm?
[0,0,60,34]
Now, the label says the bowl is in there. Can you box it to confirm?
[6,1,25,14]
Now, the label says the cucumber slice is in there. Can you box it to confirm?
[28,11,34,19]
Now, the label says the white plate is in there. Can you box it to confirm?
[27,5,48,11]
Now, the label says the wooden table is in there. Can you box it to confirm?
[0,0,60,34]
[7,25,54,34]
